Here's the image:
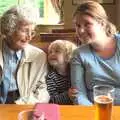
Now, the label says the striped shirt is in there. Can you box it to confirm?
[46,70,72,105]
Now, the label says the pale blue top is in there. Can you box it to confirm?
[3,44,22,91]
[70,34,120,105]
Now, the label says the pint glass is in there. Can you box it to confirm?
[93,85,114,120]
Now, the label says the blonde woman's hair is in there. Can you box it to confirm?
[73,1,117,37]
[48,40,77,62]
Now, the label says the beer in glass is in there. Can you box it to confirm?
[93,85,114,120]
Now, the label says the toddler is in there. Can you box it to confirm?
[46,40,77,104]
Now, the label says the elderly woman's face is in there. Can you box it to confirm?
[6,21,35,51]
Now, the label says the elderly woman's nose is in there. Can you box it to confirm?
[25,30,32,38]
[25,32,32,40]
[26,31,31,36]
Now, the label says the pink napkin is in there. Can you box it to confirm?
[33,103,60,120]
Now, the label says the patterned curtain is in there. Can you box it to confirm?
[50,0,64,24]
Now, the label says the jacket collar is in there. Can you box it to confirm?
[21,44,36,63]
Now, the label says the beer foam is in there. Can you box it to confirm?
[94,95,113,104]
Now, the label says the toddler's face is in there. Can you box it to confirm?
[48,47,66,68]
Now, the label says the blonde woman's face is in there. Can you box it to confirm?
[74,14,104,44]
[48,46,66,68]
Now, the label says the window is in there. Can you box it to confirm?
[37,0,60,24]
[0,0,18,15]
[0,0,60,24]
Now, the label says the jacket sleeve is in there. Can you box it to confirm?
[70,49,92,106]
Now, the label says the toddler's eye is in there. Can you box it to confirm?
[55,49,62,53]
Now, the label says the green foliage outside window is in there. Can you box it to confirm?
[0,0,44,17]
[0,0,18,15]
[35,0,44,17]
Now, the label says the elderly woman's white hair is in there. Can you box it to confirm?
[0,4,39,37]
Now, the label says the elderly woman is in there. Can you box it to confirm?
[70,1,120,106]
[0,5,49,104]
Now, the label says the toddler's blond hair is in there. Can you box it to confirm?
[48,40,77,62]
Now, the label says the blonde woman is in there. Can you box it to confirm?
[46,40,77,104]
[70,1,120,105]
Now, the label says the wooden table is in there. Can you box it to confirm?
[0,104,120,120]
